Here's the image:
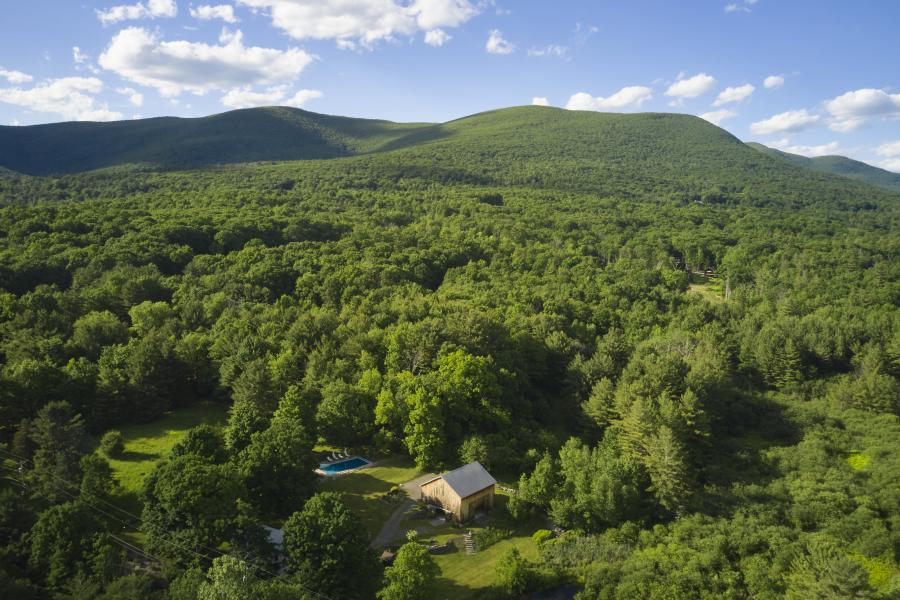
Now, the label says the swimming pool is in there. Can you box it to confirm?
[318,456,371,475]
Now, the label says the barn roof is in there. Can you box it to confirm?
[424,461,496,499]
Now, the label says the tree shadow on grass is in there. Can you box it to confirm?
[432,577,487,600]
[117,450,158,462]
[321,471,395,497]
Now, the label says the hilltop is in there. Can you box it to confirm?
[0,106,432,175]
[1,106,898,208]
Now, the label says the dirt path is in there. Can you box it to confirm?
[370,472,437,549]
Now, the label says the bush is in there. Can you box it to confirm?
[495,548,534,597]
[99,430,124,457]
[474,527,511,551]
[532,529,553,546]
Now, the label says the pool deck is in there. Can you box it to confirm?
[315,456,375,476]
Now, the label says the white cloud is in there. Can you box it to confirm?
[750,109,820,135]
[116,86,144,106]
[486,29,514,54]
[287,88,322,106]
[532,96,550,106]
[527,44,567,59]
[73,47,102,74]
[770,138,840,157]
[713,83,754,106]
[73,47,90,65]
[235,0,479,48]
[700,109,737,126]
[0,77,122,121]
[96,0,177,25]
[665,73,716,98]
[99,27,313,97]
[191,4,238,23]
[725,0,756,13]
[424,28,451,46]
[0,68,32,84]
[874,140,900,157]
[763,74,784,89]
[221,85,321,109]
[878,158,900,172]
[565,86,653,111]
[824,88,900,132]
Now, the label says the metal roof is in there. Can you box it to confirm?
[424,461,496,499]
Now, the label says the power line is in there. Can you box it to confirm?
[0,447,336,600]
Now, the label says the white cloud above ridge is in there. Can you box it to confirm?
[486,29,514,54]
[878,158,900,172]
[666,73,716,98]
[763,74,784,89]
[221,85,321,109]
[116,86,144,106]
[824,88,900,132]
[532,96,550,106]
[700,109,737,126]
[0,77,122,121]
[98,27,314,97]
[0,68,32,84]
[713,84,754,106]
[769,138,840,157]
[235,0,479,48]
[875,140,900,157]
[750,109,819,135]
[191,4,239,23]
[96,0,177,25]
[566,86,653,111]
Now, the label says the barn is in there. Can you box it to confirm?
[420,461,496,522]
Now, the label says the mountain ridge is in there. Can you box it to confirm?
[746,141,900,193]
[1,106,898,208]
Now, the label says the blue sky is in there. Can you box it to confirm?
[1,0,899,170]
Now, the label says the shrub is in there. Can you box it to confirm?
[99,430,124,457]
[532,529,553,546]
[474,527,512,551]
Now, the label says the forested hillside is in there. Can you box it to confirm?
[0,106,432,175]
[747,142,900,193]
[3,105,899,208]
[0,107,898,599]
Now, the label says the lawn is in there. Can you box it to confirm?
[401,492,545,599]
[318,455,425,538]
[431,532,540,599]
[100,402,228,496]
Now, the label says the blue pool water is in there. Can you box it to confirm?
[319,457,370,474]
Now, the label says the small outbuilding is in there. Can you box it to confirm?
[420,461,496,522]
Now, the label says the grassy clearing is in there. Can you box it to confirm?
[404,493,545,599]
[431,532,539,599]
[688,276,725,304]
[319,455,424,538]
[101,402,228,496]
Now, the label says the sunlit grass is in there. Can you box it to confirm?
[100,402,228,496]
[319,455,424,537]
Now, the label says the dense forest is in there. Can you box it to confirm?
[0,106,898,599]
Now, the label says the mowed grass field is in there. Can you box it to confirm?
[412,493,545,599]
[322,459,545,599]
[99,402,228,497]
[318,455,424,538]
